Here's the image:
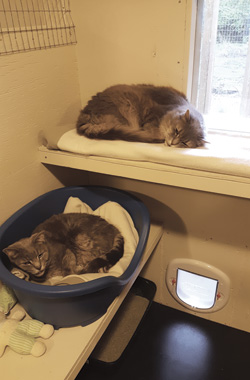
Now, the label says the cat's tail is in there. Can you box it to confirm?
[108,127,164,143]
[105,234,124,268]
[86,234,124,274]
[77,113,164,143]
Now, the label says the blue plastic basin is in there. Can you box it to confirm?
[0,186,150,328]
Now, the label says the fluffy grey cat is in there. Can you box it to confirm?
[76,84,205,148]
[3,213,124,282]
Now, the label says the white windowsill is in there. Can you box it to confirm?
[38,126,250,199]
[37,113,250,199]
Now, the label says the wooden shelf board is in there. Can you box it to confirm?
[39,146,250,199]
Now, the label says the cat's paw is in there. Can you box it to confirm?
[98,266,109,273]
[11,268,30,281]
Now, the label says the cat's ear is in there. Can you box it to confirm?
[184,109,190,122]
[2,243,21,260]
[32,231,47,244]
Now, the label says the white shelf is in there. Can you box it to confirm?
[39,146,250,199]
[1,223,163,380]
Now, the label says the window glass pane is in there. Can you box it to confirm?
[193,0,250,132]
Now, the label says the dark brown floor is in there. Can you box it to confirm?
[76,302,250,380]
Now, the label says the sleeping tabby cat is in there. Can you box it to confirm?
[76,84,205,148]
[3,213,124,282]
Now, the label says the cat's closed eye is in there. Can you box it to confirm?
[22,260,31,265]
[175,128,179,135]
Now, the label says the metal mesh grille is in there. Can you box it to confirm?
[212,0,250,119]
[0,0,77,56]
[217,0,250,44]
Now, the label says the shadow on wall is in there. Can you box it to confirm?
[131,191,190,304]
[130,191,188,237]
[38,102,80,149]
[127,191,191,276]
[41,165,91,188]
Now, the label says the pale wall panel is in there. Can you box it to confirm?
[87,172,250,332]
[71,0,193,105]
[0,47,81,224]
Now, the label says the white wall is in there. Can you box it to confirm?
[71,0,193,105]
[0,47,82,224]
[87,173,250,332]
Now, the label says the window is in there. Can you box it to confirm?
[192,0,250,133]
